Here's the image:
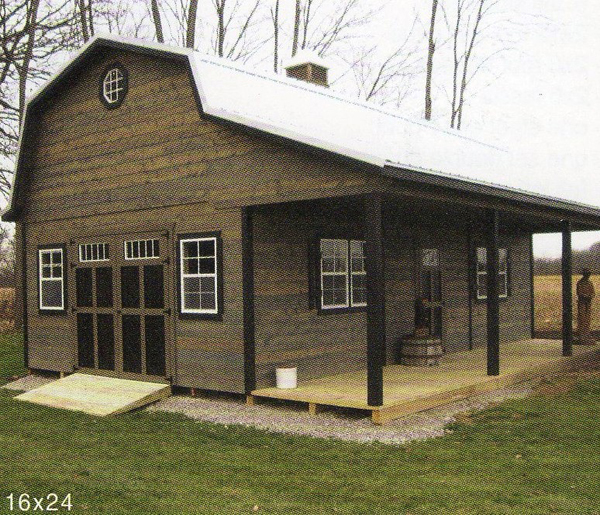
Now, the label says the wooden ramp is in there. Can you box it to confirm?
[15,373,171,416]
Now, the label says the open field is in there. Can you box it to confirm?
[1,333,600,514]
[534,275,600,333]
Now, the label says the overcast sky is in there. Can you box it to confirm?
[359,0,600,257]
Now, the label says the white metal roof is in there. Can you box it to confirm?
[4,34,599,220]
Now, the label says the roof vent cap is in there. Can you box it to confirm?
[284,50,330,87]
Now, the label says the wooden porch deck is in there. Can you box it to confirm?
[251,339,600,424]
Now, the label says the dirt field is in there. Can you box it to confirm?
[534,275,600,332]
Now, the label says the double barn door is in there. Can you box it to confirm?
[71,232,172,380]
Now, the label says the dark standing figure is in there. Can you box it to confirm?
[576,269,596,345]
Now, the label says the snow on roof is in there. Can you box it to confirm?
[5,34,599,220]
[192,50,513,186]
[283,49,331,69]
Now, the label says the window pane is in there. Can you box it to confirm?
[201,293,216,310]
[41,266,51,278]
[184,293,200,310]
[183,241,198,258]
[52,265,62,279]
[184,258,199,275]
[42,280,62,308]
[183,277,200,294]
[322,257,335,273]
[41,252,51,265]
[199,258,215,274]
[477,248,487,271]
[477,274,487,298]
[198,239,215,257]
[200,276,215,293]
[52,251,62,264]
[499,248,508,272]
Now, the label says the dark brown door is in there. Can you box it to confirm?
[419,248,443,338]
[72,233,172,380]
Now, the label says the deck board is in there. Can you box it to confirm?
[252,340,600,423]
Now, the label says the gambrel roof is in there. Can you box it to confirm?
[3,34,600,227]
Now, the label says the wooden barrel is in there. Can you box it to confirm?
[399,337,443,366]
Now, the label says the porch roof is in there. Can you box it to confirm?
[3,34,600,228]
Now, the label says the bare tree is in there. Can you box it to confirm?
[346,16,421,106]
[299,0,367,56]
[19,0,40,121]
[186,0,198,48]
[424,0,438,120]
[211,0,267,62]
[291,0,301,56]
[77,0,89,42]
[0,0,75,198]
[270,0,279,72]
[151,0,164,42]
[448,0,502,129]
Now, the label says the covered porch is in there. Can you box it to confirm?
[251,339,600,424]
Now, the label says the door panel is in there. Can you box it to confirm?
[97,314,115,370]
[145,315,166,376]
[95,267,113,308]
[77,313,94,368]
[76,268,93,307]
[122,314,142,374]
[143,265,164,309]
[121,266,140,308]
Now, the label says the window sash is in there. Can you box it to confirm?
[124,239,160,260]
[320,239,349,309]
[320,239,367,310]
[476,247,508,300]
[79,243,109,262]
[179,237,219,314]
[39,248,65,310]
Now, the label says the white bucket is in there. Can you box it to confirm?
[276,367,297,389]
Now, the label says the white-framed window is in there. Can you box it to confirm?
[350,240,367,307]
[320,238,367,310]
[102,67,125,104]
[476,247,509,300]
[79,243,109,262]
[125,239,160,260]
[39,247,65,310]
[179,236,219,315]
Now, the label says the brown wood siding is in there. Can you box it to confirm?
[253,201,367,388]
[21,49,373,225]
[23,203,245,391]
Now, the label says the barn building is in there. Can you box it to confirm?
[3,35,600,421]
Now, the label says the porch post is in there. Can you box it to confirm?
[241,206,256,392]
[486,209,500,376]
[365,193,385,406]
[561,220,573,356]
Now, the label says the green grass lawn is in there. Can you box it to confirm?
[1,333,599,515]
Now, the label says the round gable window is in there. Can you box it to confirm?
[99,63,128,108]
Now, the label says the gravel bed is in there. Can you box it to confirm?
[2,374,56,392]
[148,382,536,445]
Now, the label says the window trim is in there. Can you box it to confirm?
[177,232,223,320]
[38,244,67,314]
[124,238,160,261]
[475,246,509,301]
[98,62,129,109]
[78,242,110,262]
[319,237,367,313]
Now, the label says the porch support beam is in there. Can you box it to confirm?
[561,220,573,356]
[365,193,385,407]
[486,209,500,376]
[242,206,256,393]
